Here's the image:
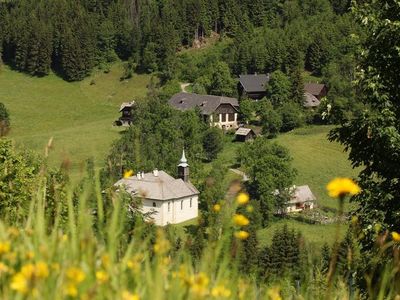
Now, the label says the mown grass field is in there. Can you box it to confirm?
[276,125,360,211]
[0,64,153,178]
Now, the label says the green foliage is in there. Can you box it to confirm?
[260,101,283,138]
[278,102,305,132]
[207,62,236,97]
[239,99,256,124]
[238,138,296,225]
[203,127,224,161]
[329,0,400,253]
[266,70,291,107]
[101,96,207,185]
[0,102,10,136]
[0,139,40,224]
[158,80,181,100]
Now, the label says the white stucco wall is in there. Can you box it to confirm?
[141,196,198,226]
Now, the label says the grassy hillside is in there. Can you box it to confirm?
[0,64,153,178]
[276,126,359,210]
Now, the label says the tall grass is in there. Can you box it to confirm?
[0,168,398,299]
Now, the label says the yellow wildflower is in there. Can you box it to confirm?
[213,204,221,212]
[66,267,85,284]
[122,290,140,300]
[64,283,78,297]
[35,261,49,278]
[234,231,250,240]
[124,170,134,179]
[190,272,209,296]
[392,232,400,242]
[153,229,170,254]
[127,254,143,273]
[236,193,249,205]
[326,178,361,198]
[96,270,109,284]
[11,272,29,294]
[233,214,250,226]
[267,286,282,300]
[211,285,231,298]
[0,241,10,255]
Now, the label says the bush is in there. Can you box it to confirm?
[278,102,305,132]
[0,102,10,136]
[203,127,224,160]
[260,102,282,138]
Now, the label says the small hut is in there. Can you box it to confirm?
[115,101,135,126]
[235,127,256,142]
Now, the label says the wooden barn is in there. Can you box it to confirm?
[235,127,256,142]
[115,101,135,126]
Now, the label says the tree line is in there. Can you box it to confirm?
[1,0,353,82]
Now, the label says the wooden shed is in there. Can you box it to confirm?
[235,128,256,142]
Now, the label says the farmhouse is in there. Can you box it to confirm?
[169,92,239,129]
[275,185,317,214]
[238,74,270,100]
[235,127,256,142]
[303,92,321,108]
[115,101,135,126]
[304,83,328,100]
[114,151,199,226]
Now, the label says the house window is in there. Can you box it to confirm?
[228,113,235,121]
[221,114,226,122]
[153,202,156,207]
[190,198,192,208]
[168,202,170,212]
[181,200,183,210]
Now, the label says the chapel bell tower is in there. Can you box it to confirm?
[178,149,189,182]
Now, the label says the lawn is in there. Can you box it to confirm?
[276,126,360,210]
[0,64,153,178]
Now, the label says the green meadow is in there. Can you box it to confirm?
[0,64,153,177]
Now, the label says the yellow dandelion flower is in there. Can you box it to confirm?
[233,214,250,226]
[20,264,35,278]
[66,267,85,284]
[11,272,29,294]
[392,232,400,242]
[122,290,140,300]
[96,270,109,284]
[234,231,250,240]
[64,283,78,297]
[236,193,249,205]
[124,170,134,179]
[326,178,361,198]
[35,261,49,278]
[0,241,10,255]
[126,254,143,273]
[213,204,221,212]
[190,272,209,296]
[211,285,231,298]
[267,286,282,300]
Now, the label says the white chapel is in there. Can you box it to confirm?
[115,150,199,226]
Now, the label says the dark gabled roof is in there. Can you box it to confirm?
[303,92,321,108]
[168,93,239,115]
[304,83,326,96]
[239,74,270,93]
